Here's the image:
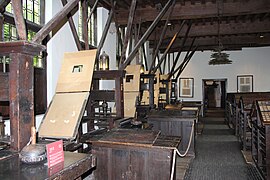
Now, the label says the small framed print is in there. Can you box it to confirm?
[237,75,253,92]
[179,78,194,98]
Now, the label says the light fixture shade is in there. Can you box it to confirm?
[99,51,109,70]
[209,51,232,65]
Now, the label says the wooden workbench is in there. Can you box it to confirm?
[0,151,96,180]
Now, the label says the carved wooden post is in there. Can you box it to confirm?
[0,41,46,151]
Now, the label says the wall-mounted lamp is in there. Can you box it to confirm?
[99,51,109,70]
[140,64,145,74]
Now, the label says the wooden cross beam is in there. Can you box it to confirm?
[149,1,175,72]
[32,0,80,44]
[11,0,26,40]
[151,21,185,74]
[61,0,82,51]
[167,21,191,80]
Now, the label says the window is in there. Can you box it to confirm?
[4,1,43,68]
[237,75,253,92]
[179,78,194,98]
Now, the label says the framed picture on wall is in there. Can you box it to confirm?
[179,78,194,98]
[237,75,253,92]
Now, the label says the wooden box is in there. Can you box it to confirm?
[91,129,180,180]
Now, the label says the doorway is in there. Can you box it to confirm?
[202,79,227,111]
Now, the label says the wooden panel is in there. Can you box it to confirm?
[0,73,9,101]
[38,92,89,139]
[123,65,141,92]
[56,50,96,93]
[124,92,139,117]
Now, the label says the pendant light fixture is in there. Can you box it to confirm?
[209,0,232,65]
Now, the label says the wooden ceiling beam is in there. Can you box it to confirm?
[155,34,270,52]
[114,0,270,25]
[147,19,270,41]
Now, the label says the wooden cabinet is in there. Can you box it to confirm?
[91,129,180,180]
[147,109,197,156]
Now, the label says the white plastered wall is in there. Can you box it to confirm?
[172,47,270,101]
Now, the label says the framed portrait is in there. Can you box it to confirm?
[237,75,253,92]
[179,78,194,98]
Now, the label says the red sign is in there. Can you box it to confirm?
[46,140,64,168]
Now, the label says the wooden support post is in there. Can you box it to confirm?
[149,1,175,72]
[11,0,27,40]
[120,0,174,70]
[0,41,46,151]
[61,0,82,51]
[81,0,89,50]
[120,0,137,65]
[32,0,80,44]
[115,76,124,118]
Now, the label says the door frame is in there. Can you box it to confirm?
[202,78,227,114]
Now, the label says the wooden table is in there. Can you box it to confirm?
[0,151,96,180]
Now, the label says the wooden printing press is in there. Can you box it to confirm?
[251,100,270,179]
[0,45,96,179]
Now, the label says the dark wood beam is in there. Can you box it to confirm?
[168,21,192,79]
[32,0,80,44]
[61,0,82,51]
[176,46,197,79]
[120,0,174,70]
[0,0,11,13]
[147,18,270,41]
[114,0,270,25]
[120,0,137,65]
[152,20,185,74]
[81,0,89,50]
[142,43,148,71]
[171,37,196,77]
[87,0,99,23]
[11,0,26,40]
[149,1,176,72]
[157,34,270,52]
